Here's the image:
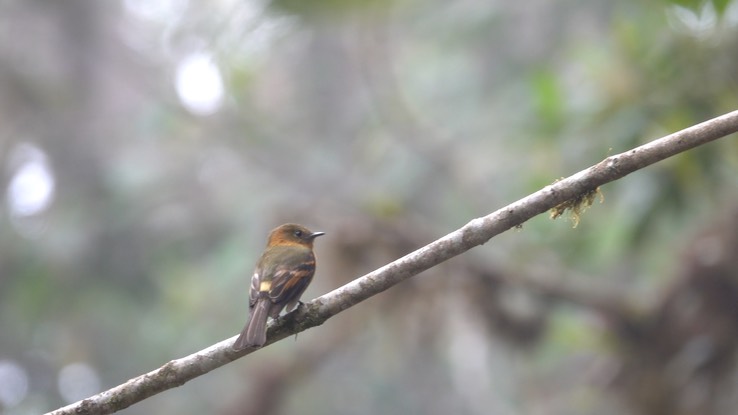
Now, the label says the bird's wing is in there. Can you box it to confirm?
[268,254,316,305]
[249,270,261,306]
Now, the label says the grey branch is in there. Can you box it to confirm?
[46,109,738,415]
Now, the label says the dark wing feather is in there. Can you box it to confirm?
[269,260,315,304]
[250,244,316,315]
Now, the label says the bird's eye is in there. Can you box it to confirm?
[294,230,303,237]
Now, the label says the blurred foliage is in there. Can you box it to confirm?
[670,0,732,16]
[1,0,738,414]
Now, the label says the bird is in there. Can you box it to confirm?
[233,223,325,350]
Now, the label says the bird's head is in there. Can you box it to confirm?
[267,223,325,247]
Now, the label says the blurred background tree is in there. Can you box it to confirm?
[1,0,737,414]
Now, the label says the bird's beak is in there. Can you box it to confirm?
[309,231,325,239]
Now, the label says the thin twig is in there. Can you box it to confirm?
[46,109,738,415]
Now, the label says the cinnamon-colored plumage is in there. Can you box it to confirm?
[233,223,324,350]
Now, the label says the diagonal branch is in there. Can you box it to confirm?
[46,109,738,415]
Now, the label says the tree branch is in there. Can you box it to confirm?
[46,109,738,415]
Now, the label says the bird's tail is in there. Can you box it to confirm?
[233,300,270,350]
